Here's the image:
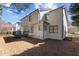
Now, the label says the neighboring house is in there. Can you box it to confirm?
[20,7,68,40]
[13,22,23,36]
[68,25,79,34]
[0,20,13,32]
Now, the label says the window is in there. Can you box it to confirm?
[29,15,31,22]
[29,26,33,33]
[31,26,33,33]
[54,26,58,33]
[39,25,42,31]
[45,14,48,20]
[49,25,58,33]
[49,26,53,33]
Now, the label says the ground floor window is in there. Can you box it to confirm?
[39,25,42,31]
[49,25,58,33]
[29,26,33,33]
[31,26,34,33]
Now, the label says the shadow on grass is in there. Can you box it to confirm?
[3,36,79,56]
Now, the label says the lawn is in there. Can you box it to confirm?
[0,35,79,56]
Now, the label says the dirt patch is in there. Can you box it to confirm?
[0,35,79,56]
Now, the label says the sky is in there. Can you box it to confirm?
[0,3,71,25]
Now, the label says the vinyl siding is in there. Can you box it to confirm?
[32,22,43,39]
[21,10,39,32]
[47,8,63,40]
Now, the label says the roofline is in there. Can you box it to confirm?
[20,6,65,21]
[46,6,65,14]
[20,9,39,21]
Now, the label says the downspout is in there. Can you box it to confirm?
[62,8,64,40]
[43,21,44,40]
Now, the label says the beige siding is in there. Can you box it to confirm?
[47,8,63,40]
[21,16,29,31]
[21,9,44,39]
[21,9,39,32]
[30,10,39,24]
[32,22,43,39]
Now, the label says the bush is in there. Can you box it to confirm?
[0,31,12,35]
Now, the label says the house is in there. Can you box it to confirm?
[20,7,68,40]
[68,25,79,34]
[0,19,13,33]
[12,22,23,36]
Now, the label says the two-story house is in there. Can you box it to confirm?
[20,7,68,40]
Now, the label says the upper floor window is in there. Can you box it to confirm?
[29,15,31,22]
[45,14,48,21]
